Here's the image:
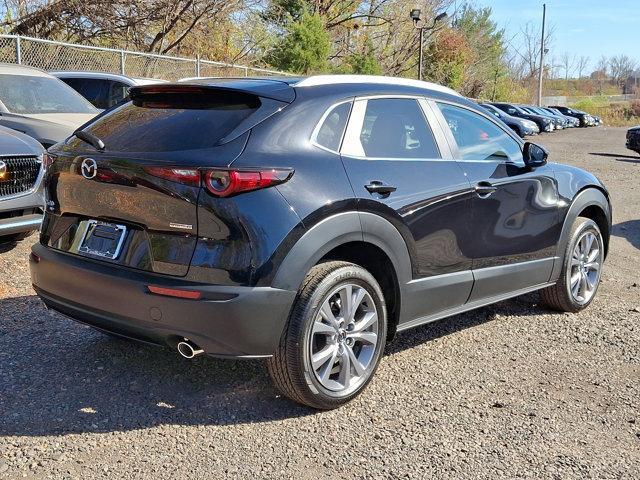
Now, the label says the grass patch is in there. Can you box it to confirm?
[571,97,640,127]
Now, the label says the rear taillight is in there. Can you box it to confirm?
[144,167,200,187]
[203,169,293,197]
[143,165,293,196]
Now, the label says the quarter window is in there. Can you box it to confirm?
[356,98,440,159]
[436,103,523,163]
[314,101,351,152]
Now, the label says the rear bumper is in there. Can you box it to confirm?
[30,243,296,358]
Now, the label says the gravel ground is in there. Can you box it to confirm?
[0,126,639,479]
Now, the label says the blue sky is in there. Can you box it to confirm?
[469,0,640,71]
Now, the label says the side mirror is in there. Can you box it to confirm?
[523,142,548,169]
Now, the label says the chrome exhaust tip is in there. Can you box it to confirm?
[177,339,204,359]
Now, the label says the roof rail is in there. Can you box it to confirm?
[294,75,461,97]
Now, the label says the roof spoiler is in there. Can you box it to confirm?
[129,81,295,103]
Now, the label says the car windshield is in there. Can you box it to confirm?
[0,74,98,114]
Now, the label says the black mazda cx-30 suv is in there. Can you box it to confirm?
[31,76,611,409]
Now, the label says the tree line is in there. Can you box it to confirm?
[1,1,638,101]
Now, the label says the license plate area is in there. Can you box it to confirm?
[78,220,127,260]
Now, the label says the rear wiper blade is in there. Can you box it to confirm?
[73,129,105,151]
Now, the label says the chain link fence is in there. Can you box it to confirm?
[0,35,291,81]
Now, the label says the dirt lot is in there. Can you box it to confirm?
[0,126,638,479]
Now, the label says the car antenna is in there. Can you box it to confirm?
[73,129,105,151]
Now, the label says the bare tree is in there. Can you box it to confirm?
[560,51,575,80]
[504,21,554,81]
[609,54,637,87]
[594,55,609,76]
[575,55,589,79]
[2,0,245,55]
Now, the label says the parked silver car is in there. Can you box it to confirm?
[0,64,99,148]
[50,71,167,109]
[0,125,45,243]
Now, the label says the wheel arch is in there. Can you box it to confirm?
[271,211,412,339]
[550,187,611,282]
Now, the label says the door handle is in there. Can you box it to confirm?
[475,182,498,198]
[365,181,397,196]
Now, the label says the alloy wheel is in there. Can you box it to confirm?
[309,283,379,394]
[569,231,602,304]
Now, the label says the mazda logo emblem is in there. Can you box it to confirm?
[81,158,97,179]
[0,160,6,178]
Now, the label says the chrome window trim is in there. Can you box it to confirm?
[309,98,354,155]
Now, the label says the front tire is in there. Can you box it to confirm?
[540,218,604,312]
[267,261,387,409]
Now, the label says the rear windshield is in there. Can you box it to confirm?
[0,74,98,114]
[84,90,260,152]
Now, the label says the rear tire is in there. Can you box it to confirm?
[267,261,387,409]
[540,218,604,312]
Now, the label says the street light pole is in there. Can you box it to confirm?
[418,27,424,81]
[537,3,546,106]
[410,10,447,82]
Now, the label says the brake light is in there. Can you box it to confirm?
[144,167,200,186]
[203,169,293,197]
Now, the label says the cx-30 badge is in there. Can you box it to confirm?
[81,158,97,179]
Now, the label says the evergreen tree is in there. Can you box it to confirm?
[267,11,331,74]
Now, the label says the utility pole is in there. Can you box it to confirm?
[537,3,546,106]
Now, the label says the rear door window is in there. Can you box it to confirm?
[82,90,262,152]
[344,98,440,159]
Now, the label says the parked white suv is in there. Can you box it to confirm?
[0,125,45,244]
[50,71,167,109]
[0,64,99,148]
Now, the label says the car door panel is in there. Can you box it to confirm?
[433,101,562,301]
[338,96,475,323]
